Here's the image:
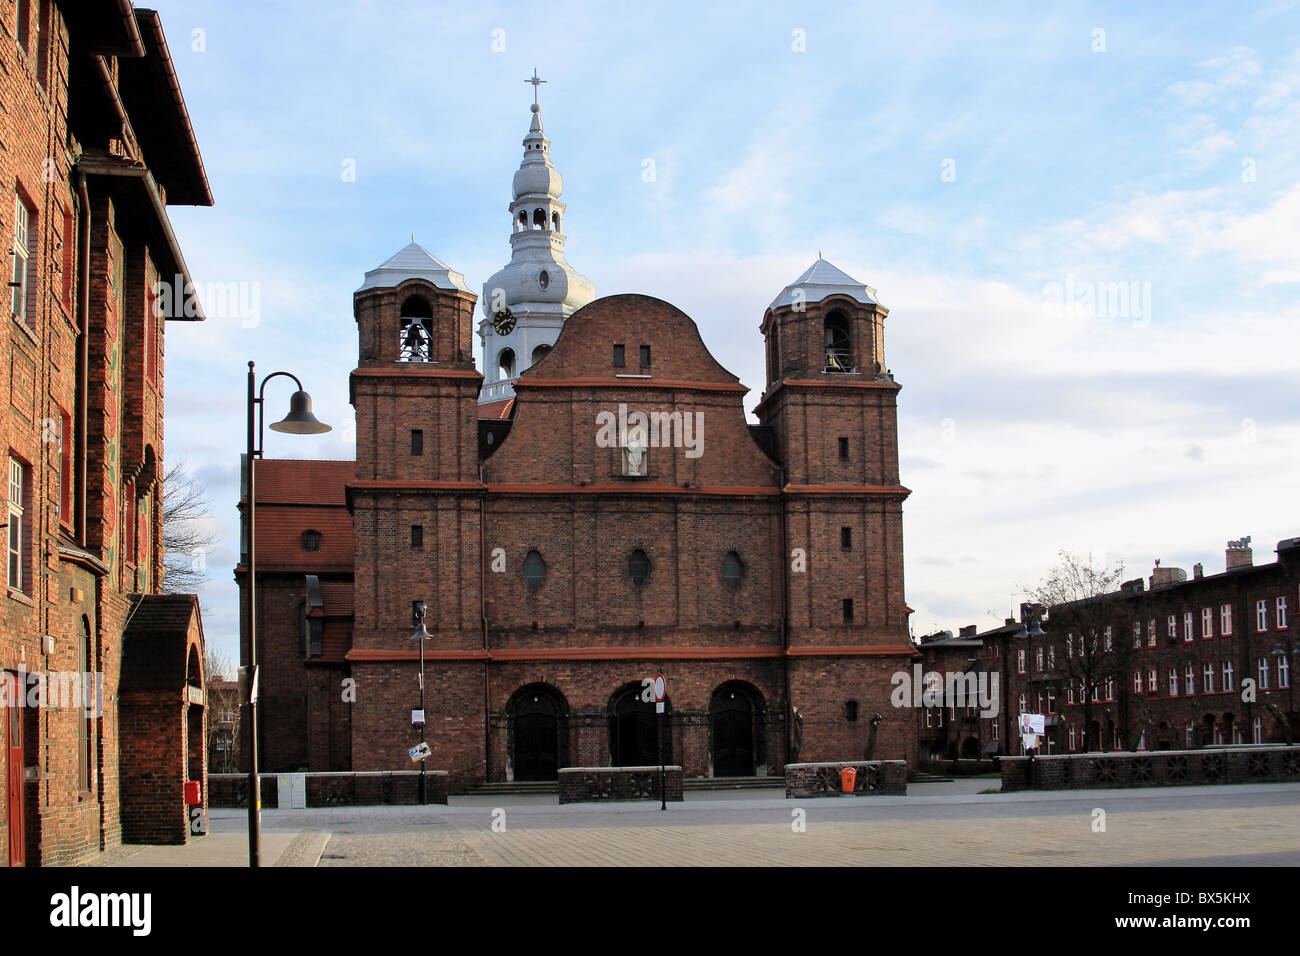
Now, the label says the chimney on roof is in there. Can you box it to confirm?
[1150,565,1187,589]
[1226,536,1253,570]
[1193,562,1203,579]
[1005,617,1014,626]
[959,624,977,637]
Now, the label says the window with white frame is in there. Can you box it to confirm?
[1204,663,1215,694]
[1254,717,1263,744]
[1167,615,1177,640]
[1066,633,1073,657]
[1213,723,1224,746]
[1046,688,1056,713]
[1133,621,1142,648]
[1018,693,1025,715]
[1222,660,1233,691]
[1256,599,1267,632]
[1202,607,1213,638]
[1185,664,1195,695]
[1221,604,1232,636]
[1278,597,1288,630]
[937,707,944,727]
[1259,658,1270,690]
[990,716,998,738]
[1168,667,1178,696]
[925,709,932,728]
[1016,649,1025,674]
[1048,645,1055,669]
[1233,724,1243,745]
[1184,611,1193,642]
[1104,676,1114,700]
[7,458,26,593]
[1185,721,1195,748]
[1104,626,1112,651]
[11,195,32,326]
[1069,725,1077,750]
[1147,668,1157,694]
[1148,619,1157,647]
[1280,655,1290,689]
[1035,647,1043,672]
[1133,671,1143,694]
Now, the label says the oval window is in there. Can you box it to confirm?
[523,550,547,588]
[722,551,744,586]
[628,549,651,587]
[538,270,550,290]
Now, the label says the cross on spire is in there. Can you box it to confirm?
[526,68,546,106]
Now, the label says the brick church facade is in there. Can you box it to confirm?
[240,93,917,788]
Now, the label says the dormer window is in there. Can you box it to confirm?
[399,295,433,362]
[302,530,321,552]
[824,310,852,372]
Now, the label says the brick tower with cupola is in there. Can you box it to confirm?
[348,245,488,777]
[753,259,915,762]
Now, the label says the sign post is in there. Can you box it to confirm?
[654,673,667,810]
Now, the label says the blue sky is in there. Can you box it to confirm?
[150,1,1300,662]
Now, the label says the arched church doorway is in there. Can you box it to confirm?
[609,683,669,767]
[509,684,567,781]
[710,682,762,776]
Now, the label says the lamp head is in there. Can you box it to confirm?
[270,390,331,435]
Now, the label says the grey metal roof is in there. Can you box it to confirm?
[356,241,472,294]
[769,257,881,310]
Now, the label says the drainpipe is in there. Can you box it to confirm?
[777,465,791,766]
[480,462,489,781]
[74,171,91,542]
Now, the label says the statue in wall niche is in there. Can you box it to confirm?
[789,706,803,763]
[1131,695,1153,752]
[865,712,883,761]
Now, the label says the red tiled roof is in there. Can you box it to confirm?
[478,398,514,420]
[254,506,352,569]
[251,459,353,505]
[319,580,354,617]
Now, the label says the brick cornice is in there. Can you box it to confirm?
[345,645,916,662]
[487,482,779,497]
[783,484,911,498]
[515,377,748,394]
[350,367,482,382]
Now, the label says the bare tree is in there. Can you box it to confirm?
[1025,551,1129,753]
[204,648,241,774]
[161,461,216,594]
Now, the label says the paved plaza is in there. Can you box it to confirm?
[91,780,1300,867]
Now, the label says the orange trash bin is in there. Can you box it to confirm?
[840,767,857,793]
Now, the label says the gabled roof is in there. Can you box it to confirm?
[121,593,203,691]
[769,257,881,310]
[356,242,472,294]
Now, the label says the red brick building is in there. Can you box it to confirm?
[919,538,1300,763]
[1011,538,1300,755]
[238,96,918,788]
[1,1,211,864]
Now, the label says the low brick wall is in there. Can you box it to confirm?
[208,771,449,807]
[558,766,684,804]
[785,761,908,798]
[1001,745,1300,792]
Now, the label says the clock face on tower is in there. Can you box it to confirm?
[493,309,516,336]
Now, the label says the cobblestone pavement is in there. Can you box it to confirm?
[193,781,1300,867]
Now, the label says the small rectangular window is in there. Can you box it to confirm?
[613,344,625,367]
[639,345,650,367]
[11,194,32,326]
[7,458,27,593]
[842,598,854,622]
[840,527,851,549]
[411,429,423,455]
[837,437,849,460]
[411,525,423,548]
[58,408,72,527]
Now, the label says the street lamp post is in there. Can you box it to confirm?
[245,361,330,867]
[1016,604,1045,787]
[412,601,432,805]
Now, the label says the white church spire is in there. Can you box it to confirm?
[479,71,595,404]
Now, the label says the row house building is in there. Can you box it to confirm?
[919,537,1299,761]
[2,0,212,864]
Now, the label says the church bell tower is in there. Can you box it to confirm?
[478,70,595,405]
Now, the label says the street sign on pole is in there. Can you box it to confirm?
[655,674,667,810]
